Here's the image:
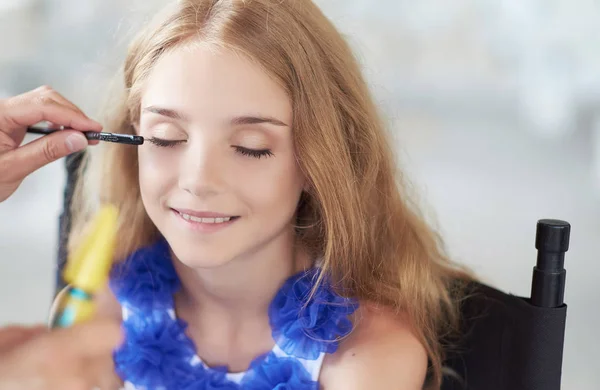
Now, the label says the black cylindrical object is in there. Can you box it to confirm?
[530,219,570,307]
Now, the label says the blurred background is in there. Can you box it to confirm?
[0,0,598,388]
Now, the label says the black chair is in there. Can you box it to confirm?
[55,151,570,390]
[441,219,570,390]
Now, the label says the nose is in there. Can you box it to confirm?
[178,141,225,199]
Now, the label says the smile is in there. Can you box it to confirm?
[179,213,232,224]
[171,208,240,233]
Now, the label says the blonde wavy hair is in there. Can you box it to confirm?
[70,0,473,387]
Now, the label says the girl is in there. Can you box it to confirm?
[69,0,472,388]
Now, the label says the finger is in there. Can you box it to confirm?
[46,372,95,390]
[44,320,123,359]
[0,94,102,140]
[32,87,102,145]
[88,354,123,390]
[0,326,33,349]
[0,130,88,183]
[36,122,100,146]
[31,124,100,146]
[32,87,102,146]
[0,325,47,352]
[40,88,86,116]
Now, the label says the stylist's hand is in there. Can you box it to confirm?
[0,85,102,202]
[0,320,122,390]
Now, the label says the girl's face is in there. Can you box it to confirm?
[137,43,305,268]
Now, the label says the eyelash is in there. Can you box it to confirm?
[147,137,274,159]
[147,137,184,148]
[234,146,274,159]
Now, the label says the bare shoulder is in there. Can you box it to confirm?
[320,301,428,390]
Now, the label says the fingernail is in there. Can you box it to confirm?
[65,133,88,152]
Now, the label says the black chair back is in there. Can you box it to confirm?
[442,220,570,390]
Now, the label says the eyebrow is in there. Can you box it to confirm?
[142,105,289,127]
[230,115,289,127]
[142,106,188,121]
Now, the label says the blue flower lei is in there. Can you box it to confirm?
[110,238,358,389]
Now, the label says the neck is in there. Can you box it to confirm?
[172,229,311,320]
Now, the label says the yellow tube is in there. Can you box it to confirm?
[49,205,119,328]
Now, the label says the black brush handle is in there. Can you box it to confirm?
[27,126,143,145]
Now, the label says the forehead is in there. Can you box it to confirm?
[140,43,292,124]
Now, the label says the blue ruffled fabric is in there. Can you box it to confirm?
[269,268,359,360]
[115,316,199,389]
[240,353,318,390]
[110,239,358,389]
[110,238,179,311]
[178,365,240,390]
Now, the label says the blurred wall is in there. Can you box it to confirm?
[1,1,598,388]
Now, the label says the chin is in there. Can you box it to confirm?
[169,244,234,270]
[175,254,232,269]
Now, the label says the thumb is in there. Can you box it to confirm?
[3,130,87,182]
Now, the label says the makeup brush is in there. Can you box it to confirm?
[27,125,144,145]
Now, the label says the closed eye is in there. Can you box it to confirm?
[146,137,186,147]
[233,146,274,159]
[145,137,272,158]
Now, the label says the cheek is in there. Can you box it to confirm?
[137,148,179,200]
[236,156,304,214]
